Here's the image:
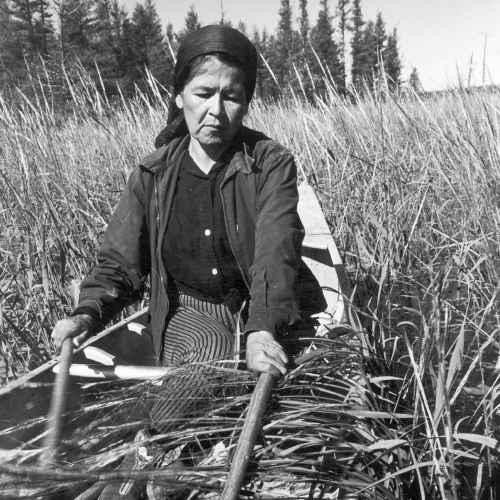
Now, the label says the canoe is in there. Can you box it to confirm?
[0,181,360,460]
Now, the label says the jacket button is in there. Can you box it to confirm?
[205,229,211,236]
[212,268,218,275]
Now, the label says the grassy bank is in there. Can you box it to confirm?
[1,75,500,498]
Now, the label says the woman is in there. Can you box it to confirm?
[51,24,303,497]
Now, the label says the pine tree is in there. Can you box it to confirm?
[336,0,350,92]
[130,3,148,71]
[251,26,263,97]
[298,0,309,50]
[109,1,130,78]
[0,0,10,44]
[237,21,247,36]
[310,0,341,93]
[177,5,201,44]
[36,0,53,56]
[385,27,402,89]
[8,0,42,58]
[218,18,232,27]
[90,0,139,93]
[0,0,24,84]
[373,12,386,56]
[94,0,114,47]
[266,33,280,97]
[118,14,135,88]
[92,0,118,85]
[0,0,11,65]
[273,0,297,89]
[298,0,314,97]
[373,12,386,78]
[350,0,364,88]
[409,66,421,92]
[217,0,229,26]
[131,0,169,87]
[61,0,93,58]
[360,19,376,87]
[252,26,277,100]
[52,0,66,60]
[165,22,175,46]
[165,21,177,62]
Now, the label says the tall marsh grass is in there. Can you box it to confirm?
[1,73,500,498]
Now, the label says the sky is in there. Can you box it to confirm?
[122,0,500,91]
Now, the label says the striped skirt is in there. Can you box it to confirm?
[150,293,241,434]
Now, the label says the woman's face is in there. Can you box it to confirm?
[175,60,248,147]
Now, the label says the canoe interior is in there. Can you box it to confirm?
[297,182,350,323]
[0,181,353,450]
[0,323,153,449]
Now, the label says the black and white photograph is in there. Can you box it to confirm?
[0,1,499,498]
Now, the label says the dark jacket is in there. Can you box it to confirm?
[73,126,304,359]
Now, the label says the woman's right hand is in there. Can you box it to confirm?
[51,314,93,349]
[246,330,288,377]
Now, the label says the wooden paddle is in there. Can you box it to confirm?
[41,337,73,464]
[220,372,274,500]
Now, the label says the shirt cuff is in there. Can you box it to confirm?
[244,309,289,337]
[70,305,101,323]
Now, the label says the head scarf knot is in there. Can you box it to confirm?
[155,25,258,148]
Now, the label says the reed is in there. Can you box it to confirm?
[1,71,500,498]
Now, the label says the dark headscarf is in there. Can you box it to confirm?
[155,25,258,148]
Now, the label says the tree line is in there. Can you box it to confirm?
[0,0,404,101]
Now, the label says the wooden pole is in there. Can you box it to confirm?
[41,337,73,464]
[220,372,274,500]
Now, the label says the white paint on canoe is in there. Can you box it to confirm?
[82,346,128,366]
[53,363,171,380]
[126,322,146,335]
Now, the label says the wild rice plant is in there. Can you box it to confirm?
[0,70,500,498]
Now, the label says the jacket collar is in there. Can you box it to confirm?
[138,128,255,175]
[139,135,190,174]
[225,130,254,176]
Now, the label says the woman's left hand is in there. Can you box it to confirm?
[246,330,288,377]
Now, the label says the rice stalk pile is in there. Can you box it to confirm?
[0,330,411,499]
